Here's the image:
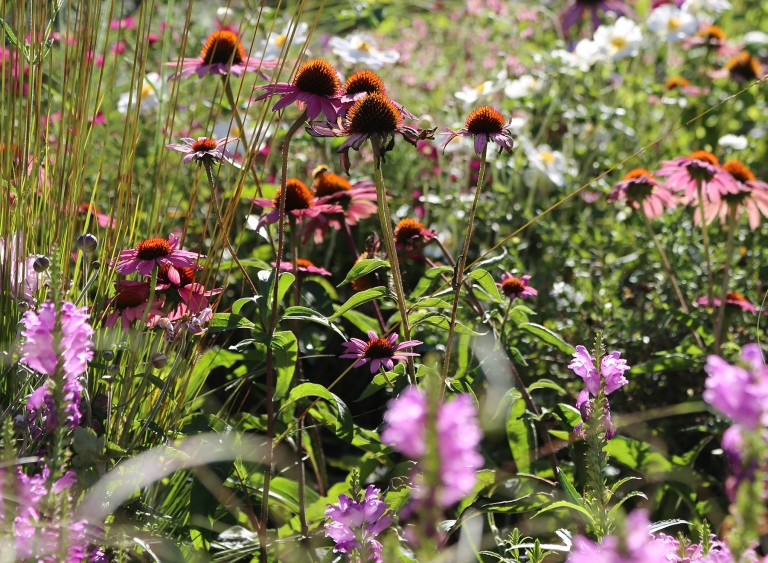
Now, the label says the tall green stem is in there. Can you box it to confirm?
[696,179,715,341]
[370,139,415,384]
[260,110,307,562]
[440,145,487,400]
[714,205,738,352]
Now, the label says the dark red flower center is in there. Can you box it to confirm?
[346,92,401,134]
[501,276,525,297]
[200,30,245,66]
[688,151,719,167]
[394,218,425,245]
[157,264,196,286]
[274,179,314,211]
[136,238,173,260]
[364,337,396,359]
[313,169,352,196]
[293,59,340,96]
[665,76,690,90]
[343,70,386,97]
[725,52,761,81]
[722,160,755,183]
[465,106,506,135]
[114,285,149,309]
[191,138,218,153]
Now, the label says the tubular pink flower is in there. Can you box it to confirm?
[380,386,427,458]
[20,302,58,375]
[324,485,393,563]
[568,345,629,396]
[113,233,203,276]
[340,331,422,374]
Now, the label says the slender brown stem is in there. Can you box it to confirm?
[714,205,738,352]
[441,144,488,400]
[370,140,415,384]
[260,110,307,562]
[203,161,258,296]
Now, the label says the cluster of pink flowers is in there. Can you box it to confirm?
[1,466,106,561]
[610,153,768,229]
[106,234,218,336]
[703,344,768,500]
[568,345,630,439]
[21,301,94,433]
[380,386,483,507]
[568,509,738,562]
[324,485,393,563]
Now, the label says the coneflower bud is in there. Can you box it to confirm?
[76,233,98,253]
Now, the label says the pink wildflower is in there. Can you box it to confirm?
[497,273,537,301]
[655,150,741,204]
[252,178,342,230]
[113,233,202,276]
[155,264,221,318]
[442,106,516,156]
[275,258,332,277]
[166,136,236,166]
[701,160,768,230]
[608,168,677,218]
[169,29,277,79]
[103,280,165,331]
[340,331,422,374]
[695,292,764,315]
[394,218,436,253]
[324,485,393,563]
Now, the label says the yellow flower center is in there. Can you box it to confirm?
[610,37,627,50]
[668,17,681,31]
[274,34,287,47]
[538,151,556,166]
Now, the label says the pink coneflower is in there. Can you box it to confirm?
[559,0,634,36]
[724,51,762,83]
[608,168,677,218]
[78,202,115,228]
[701,160,768,229]
[340,330,422,374]
[301,168,379,243]
[113,234,203,276]
[695,292,764,315]
[252,178,343,230]
[442,106,515,156]
[497,273,537,301]
[663,76,706,97]
[655,150,740,204]
[166,136,236,166]
[276,258,332,276]
[103,280,165,330]
[393,218,436,252]
[169,29,277,79]
[307,92,435,174]
[339,69,415,119]
[254,58,343,121]
[155,264,221,317]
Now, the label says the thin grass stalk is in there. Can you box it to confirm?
[370,140,415,384]
[714,205,738,350]
[695,179,717,351]
[260,109,307,562]
[440,144,488,399]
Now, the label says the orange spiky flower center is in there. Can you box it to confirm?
[725,52,761,81]
[191,138,218,152]
[465,106,506,135]
[623,168,655,182]
[200,30,245,66]
[296,258,315,269]
[622,168,657,199]
[698,25,726,42]
[726,291,749,304]
[293,59,340,96]
[274,179,314,211]
[665,76,691,90]
[343,70,386,97]
[501,276,525,297]
[394,218,425,245]
[364,337,396,359]
[722,160,755,183]
[313,171,352,197]
[158,264,197,286]
[688,151,719,166]
[346,93,401,134]
[136,238,173,260]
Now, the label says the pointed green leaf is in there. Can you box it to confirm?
[328,286,387,320]
[338,259,389,287]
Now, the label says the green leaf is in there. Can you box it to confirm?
[218,257,271,271]
[409,265,452,299]
[338,259,389,287]
[534,500,595,524]
[607,491,648,518]
[528,379,567,394]
[328,286,387,320]
[519,323,574,354]
[340,309,380,334]
[282,383,354,442]
[467,269,502,302]
[557,467,582,505]
[282,306,345,339]
[207,313,257,333]
[630,354,697,375]
[506,391,533,473]
[272,331,298,402]
[0,19,19,49]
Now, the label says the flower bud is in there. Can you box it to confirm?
[33,255,50,273]
[76,233,98,253]
[151,352,168,369]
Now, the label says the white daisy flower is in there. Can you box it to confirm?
[593,17,643,60]
[328,33,399,69]
[117,72,162,115]
[260,21,308,60]
[522,141,575,188]
[504,74,541,99]
[647,5,698,42]
[454,80,496,105]
[717,134,748,151]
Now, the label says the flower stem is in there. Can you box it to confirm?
[440,144,488,400]
[714,205,738,352]
[696,179,716,339]
[370,140,415,385]
[140,268,158,327]
[260,110,307,562]
[203,161,258,296]
[641,212,689,313]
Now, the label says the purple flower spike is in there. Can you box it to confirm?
[324,485,393,563]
